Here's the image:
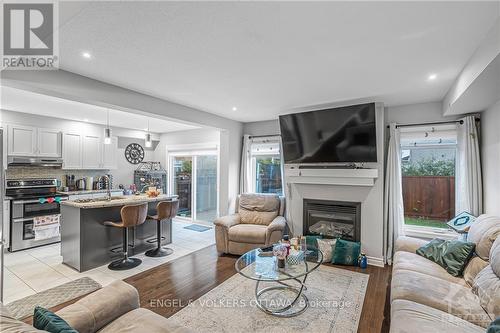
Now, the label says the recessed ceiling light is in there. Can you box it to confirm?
[82,52,92,59]
[232,106,238,111]
[428,74,437,81]
[83,118,89,122]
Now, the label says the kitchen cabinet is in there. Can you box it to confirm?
[3,200,10,250]
[1,125,7,170]
[101,136,118,169]
[8,124,37,156]
[7,125,61,157]
[63,132,117,170]
[38,128,62,157]
[62,132,83,169]
[82,135,102,169]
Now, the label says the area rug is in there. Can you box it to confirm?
[5,277,101,320]
[183,224,212,232]
[169,265,369,333]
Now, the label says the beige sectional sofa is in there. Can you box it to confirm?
[1,280,193,333]
[390,214,500,333]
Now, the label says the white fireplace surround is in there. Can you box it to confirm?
[285,167,385,267]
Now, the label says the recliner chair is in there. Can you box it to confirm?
[214,193,286,255]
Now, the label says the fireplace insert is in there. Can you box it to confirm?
[303,199,361,242]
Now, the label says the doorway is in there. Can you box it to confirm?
[169,149,219,224]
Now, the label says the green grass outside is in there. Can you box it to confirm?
[404,217,449,229]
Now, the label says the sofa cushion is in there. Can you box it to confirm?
[468,215,500,260]
[464,256,489,287]
[239,194,279,225]
[473,265,500,321]
[416,239,475,277]
[228,224,267,244]
[391,269,490,327]
[393,251,466,285]
[390,299,485,333]
[0,303,45,333]
[473,239,500,320]
[98,308,193,333]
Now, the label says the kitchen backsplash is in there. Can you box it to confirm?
[6,167,111,187]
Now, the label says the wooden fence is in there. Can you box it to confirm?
[402,176,455,221]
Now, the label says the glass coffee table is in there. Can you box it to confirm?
[235,247,323,317]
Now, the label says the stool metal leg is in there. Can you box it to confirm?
[108,227,142,270]
[145,219,173,257]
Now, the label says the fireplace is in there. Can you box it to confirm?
[303,199,361,241]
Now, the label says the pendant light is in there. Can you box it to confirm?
[104,109,112,144]
[145,119,152,147]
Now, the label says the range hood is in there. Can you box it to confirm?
[8,156,63,168]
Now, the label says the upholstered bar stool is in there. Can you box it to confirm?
[145,199,179,257]
[104,203,148,270]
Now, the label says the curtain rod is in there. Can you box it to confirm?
[248,134,281,139]
[386,119,480,129]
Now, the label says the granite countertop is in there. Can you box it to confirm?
[59,189,124,195]
[61,194,175,209]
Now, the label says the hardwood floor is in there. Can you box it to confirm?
[124,245,392,333]
[38,245,391,332]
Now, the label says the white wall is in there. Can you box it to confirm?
[481,100,500,216]
[385,102,460,124]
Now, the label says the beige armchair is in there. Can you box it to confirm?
[214,193,286,255]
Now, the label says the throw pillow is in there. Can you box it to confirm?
[332,239,361,266]
[416,239,475,277]
[487,317,500,333]
[316,238,336,263]
[304,235,322,252]
[33,306,77,333]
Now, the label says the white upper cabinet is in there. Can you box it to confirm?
[102,136,118,169]
[8,124,37,156]
[37,128,62,157]
[1,125,7,170]
[82,134,102,169]
[7,125,61,157]
[62,132,83,169]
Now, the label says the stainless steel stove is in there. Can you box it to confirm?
[6,179,68,252]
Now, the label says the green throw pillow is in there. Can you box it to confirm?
[416,239,475,277]
[487,316,500,333]
[332,239,361,266]
[305,235,322,253]
[33,306,78,333]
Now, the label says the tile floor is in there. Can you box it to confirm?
[3,220,215,304]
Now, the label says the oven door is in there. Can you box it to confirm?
[10,216,61,252]
[11,199,63,219]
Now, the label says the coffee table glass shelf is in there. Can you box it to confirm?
[235,247,323,317]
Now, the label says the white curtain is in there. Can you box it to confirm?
[384,123,405,265]
[240,134,252,194]
[456,116,482,216]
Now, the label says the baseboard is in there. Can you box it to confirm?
[367,256,385,267]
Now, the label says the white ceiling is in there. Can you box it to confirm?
[57,1,499,122]
[0,87,200,133]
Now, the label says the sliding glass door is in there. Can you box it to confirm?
[170,150,218,223]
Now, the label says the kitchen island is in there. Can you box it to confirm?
[60,194,176,272]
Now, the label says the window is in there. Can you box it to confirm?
[249,139,283,195]
[400,125,457,232]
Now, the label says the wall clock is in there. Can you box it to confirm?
[125,143,145,164]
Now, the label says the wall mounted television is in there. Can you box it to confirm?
[279,103,377,164]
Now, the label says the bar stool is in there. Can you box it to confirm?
[104,203,148,270]
[145,199,179,257]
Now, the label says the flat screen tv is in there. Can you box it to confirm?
[279,103,377,164]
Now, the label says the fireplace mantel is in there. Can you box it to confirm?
[286,167,379,187]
